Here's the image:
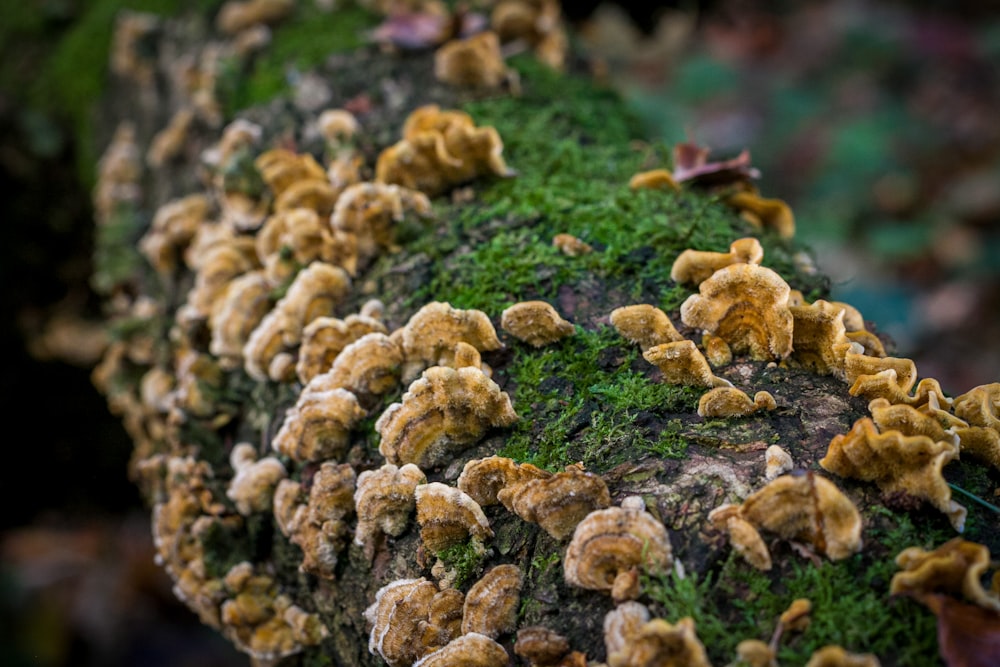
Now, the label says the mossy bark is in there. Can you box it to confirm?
[92,5,998,667]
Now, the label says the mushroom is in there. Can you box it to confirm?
[457,455,551,507]
[564,496,673,602]
[271,384,366,463]
[804,645,881,667]
[291,462,356,579]
[953,383,1000,430]
[608,617,712,667]
[697,387,776,418]
[764,445,794,481]
[725,191,796,239]
[398,301,504,381]
[821,417,966,531]
[365,578,447,666]
[500,300,575,347]
[462,564,523,638]
[515,626,571,666]
[789,299,853,378]
[642,340,732,388]
[330,182,433,271]
[139,193,211,275]
[412,632,509,667]
[353,462,427,559]
[318,332,403,405]
[629,168,680,192]
[890,538,1000,612]
[296,311,389,385]
[434,31,511,88]
[209,270,273,369]
[680,263,794,361]
[670,237,764,286]
[604,601,651,660]
[702,333,732,367]
[552,233,593,256]
[610,304,684,352]
[496,463,611,540]
[415,482,493,553]
[377,366,518,468]
[226,443,287,516]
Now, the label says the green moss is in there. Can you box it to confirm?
[201,513,272,579]
[223,5,376,113]
[91,205,148,295]
[436,539,488,590]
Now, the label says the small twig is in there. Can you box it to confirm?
[948,483,1000,514]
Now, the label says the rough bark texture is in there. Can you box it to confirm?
[91,4,998,667]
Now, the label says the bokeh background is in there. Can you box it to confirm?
[1,1,998,664]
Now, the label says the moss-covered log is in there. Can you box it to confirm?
[90,3,999,666]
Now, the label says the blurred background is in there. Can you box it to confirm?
[1,0,998,664]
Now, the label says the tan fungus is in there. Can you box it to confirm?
[434,31,511,88]
[610,304,684,352]
[500,300,575,347]
[609,617,712,667]
[457,455,551,507]
[271,384,366,462]
[564,496,672,601]
[414,482,493,553]
[702,332,732,367]
[209,270,272,369]
[331,181,433,270]
[764,445,794,481]
[377,365,517,468]
[552,233,593,256]
[226,443,287,516]
[139,193,211,275]
[515,626,571,666]
[319,332,403,404]
[669,237,764,286]
[398,302,503,380]
[216,0,294,34]
[366,578,440,666]
[353,462,427,558]
[497,463,611,540]
[804,646,881,667]
[848,369,950,408]
[317,108,360,146]
[821,417,965,531]
[412,632,509,667]
[697,386,776,418]
[462,563,523,638]
[642,340,732,388]
[680,263,794,361]
[292,462,356,579]
[629,168,680,192]
[890,538,1000,612]
[725,191,796,239]
[789,299,853,377]
[296,311,388,384]
[953,383,1000,430]
[604,601,651,661]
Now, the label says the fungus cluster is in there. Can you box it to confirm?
[90,4,1000,665]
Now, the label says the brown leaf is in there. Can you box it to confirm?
[672,140,761,187]
[920,593,1000,667]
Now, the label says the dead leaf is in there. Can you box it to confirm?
[672,140,761,187]
[920,593,1000,667]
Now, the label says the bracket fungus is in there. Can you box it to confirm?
[365,577,467,666]
[890,538,1000,612]
[804,646,882,667]
[288,462,356,579]
[953,383,1000,430]
[629,168,680,192]
[412,632,510,667]
[226,442,287,516]
[724,191,796,239]
[515,625,572,666]
[415,482,493,553]
[552,233,593,256]
[500,300,575,347]
[788,299,853,378]
[496,463,611,540]
[709,471,863,569]
[820,417,966,531]
[398,301,504,381]
[607,616,712,667]
[461,563,523,638]
[354,462,427,559]
[564,496,673,602]
[457,455,551,507]
[669,237,764,286]
[642,339,732,388]
[295,309,389,385]
[271,384,366,463]
[208,270,273,369]
[610,304,684,352]
[697,386,776,418]
[376,365,518,468]
[680,263,794,361]
[434,31,512,89]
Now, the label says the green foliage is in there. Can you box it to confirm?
[436,539,487,590]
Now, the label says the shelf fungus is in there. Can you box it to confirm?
[500,300,575,347]
[604,602,651,662]
[606,615,712,667]
[255,207,346,283]
[296,310,389,384]
[208,270,272,369]
[679,263,794,361]
[318,332,403,405]
[271,384,366,463]
[377,366,518,468]
[669,237,764,287]
[709,471,863,570]
[764,445,794,481]
[353,462,427,559]
[552,233,593,257]
[490,0,567,70]
[629,168,680,192]
[724,191,796,239]
[412,632,510,667]
[216,0,295,35]
[642,340,732,388]
[330,182,433,271]
[820,417,965,531]
[226,442,287,516]
[398,301,504,381]
[514,626,572,666]
[286,462,357,579]
[890,538,1000,612]
[457,455,552,507]
[496,463,611,540]
[243,261,352,382]
[415,482,493,553]
[697,386,776,418]
[219,562,328,661]
[804,646,881,667]
[462,564,523,638]
[434,31,512,88]
[610,304,685,352]
[564,496,673,602]
[139,194,212,276]
[789,300,853,378]
[953,383,1000,430]
[365,577,469,666]
[375,104,515,197]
